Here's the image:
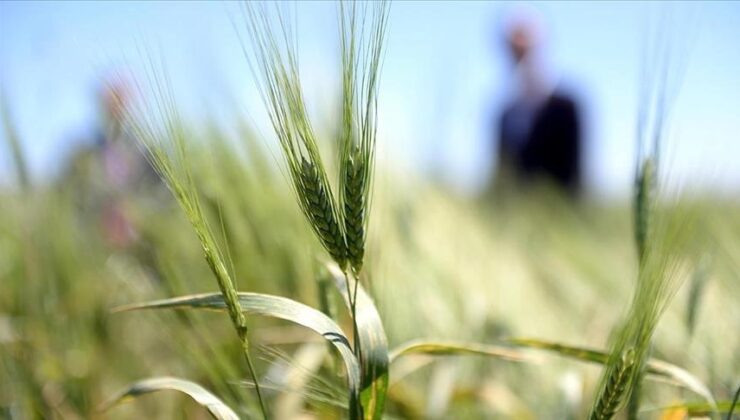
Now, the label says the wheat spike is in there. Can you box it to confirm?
[336,1,389,274]
[299,158,347,268]
[344,151,366,272]
[634,157,655,262]
[590,348,636,420]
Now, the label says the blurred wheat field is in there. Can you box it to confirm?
[1,123,738,418]
[2,2,740,419]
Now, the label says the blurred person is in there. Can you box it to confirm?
[493,10,582,197]
[61,76,160,249]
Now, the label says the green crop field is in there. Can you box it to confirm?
[1,2,739,419]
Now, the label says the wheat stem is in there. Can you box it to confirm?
[200,224,269,419]
[346,269,363,363]
[124,74,270,417]
[242,334,269,418]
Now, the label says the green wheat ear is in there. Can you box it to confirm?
[242,3,351,270]
[299,157,347,268]
[591,348,636,420]
[244,1,389,275]
[634,157,655,262]
[588,203,698,420]
[121,66,269,417]
[343,149,367,272]
[337,1,389,274]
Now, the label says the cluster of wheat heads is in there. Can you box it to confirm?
[105,2,391,419]
[242,1,386,277]
[242,1,390,417]
[99,3,730,420]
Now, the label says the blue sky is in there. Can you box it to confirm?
[2,1,739,197]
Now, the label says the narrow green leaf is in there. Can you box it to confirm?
[327,263,388,420]
[389,340,528,364]
[114,292,361,418]
[508,338,608,364]
[102,376,238,420]
[508,338,716,409]
[386,338,716,415]
[386,340,534,391]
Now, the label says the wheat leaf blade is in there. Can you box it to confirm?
[508,338,716,408]
[103,376,239,420]
[114,292,361,416]
[388,340,528,364]
[327,263,388,420]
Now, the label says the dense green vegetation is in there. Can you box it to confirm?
[1,2,739,419]
[2,124,739,418]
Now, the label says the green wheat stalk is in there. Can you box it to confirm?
[634,157,655,263]
[119,63,269,418]
[241,2,349,271]
[338,1,389,275]
[589,205,697,420]
[242,2,389,369]
[623,12,697,417]
[336,1,389,370]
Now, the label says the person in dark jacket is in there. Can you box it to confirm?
[495,11,582,197]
